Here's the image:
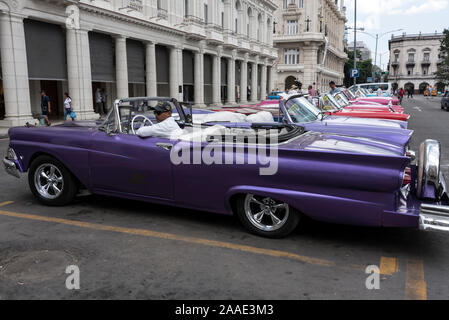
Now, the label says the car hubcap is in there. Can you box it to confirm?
[34,164,64,199]
[244,194,289,232]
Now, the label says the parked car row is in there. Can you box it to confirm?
[3,91,449,238]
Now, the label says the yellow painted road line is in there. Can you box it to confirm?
[0,208,345,269]
[0,201,14,207]
[380,257,399,276]
[405,259,427,300]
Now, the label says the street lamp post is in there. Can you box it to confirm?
[359,29,403,81]
[353,0,357,86]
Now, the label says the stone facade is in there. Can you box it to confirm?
[348,41,371,61]
[272,0,347,93]
[388,33,446,94]
[0,0,278,127]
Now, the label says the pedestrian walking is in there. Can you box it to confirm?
[399,88,404,105]
[377,87,383,97]
[41,90,51,126]
[101,88,108,115]
[308,85,317,97]
[63,92,75,122]
[95,88,103,116]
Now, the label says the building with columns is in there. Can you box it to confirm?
[272,0,347,92]
[0,0,278,127]
[388,32,446,94]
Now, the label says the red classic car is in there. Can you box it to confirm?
[214,94,410,122]
[320,93,409,121]
[346,87,400,106]
[334,91,404,113]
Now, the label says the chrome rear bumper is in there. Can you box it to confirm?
[420,203,449,233]
[3,158,20,178]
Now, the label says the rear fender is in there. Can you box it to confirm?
[225,186,386,227]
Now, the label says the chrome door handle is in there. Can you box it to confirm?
[157,143,173,151]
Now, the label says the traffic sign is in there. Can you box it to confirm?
[367,77,373,83]
[351,68,360,78]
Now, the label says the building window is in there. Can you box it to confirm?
[284,48,300,64]
[423,52,430,62]
[221,12,224,29]
[184,0,189,18]
[407,66,414,75]
[394,53,399,63]
[283,0,288,9]
[286,20,298,35]
[298,0,304,8]
[422,65,429,75]
[204,4,208,24]
[408,53,415,63]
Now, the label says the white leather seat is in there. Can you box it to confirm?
[246,111,275,123]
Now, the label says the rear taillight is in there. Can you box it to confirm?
[402,167,412,186]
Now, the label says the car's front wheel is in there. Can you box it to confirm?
[235,194,301,238]
[28,155,78,206]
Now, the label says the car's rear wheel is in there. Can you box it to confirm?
[235,194,301,238]
[28,155,78,206]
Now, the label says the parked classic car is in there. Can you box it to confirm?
[334,91,404,113]
[317,93,410,121]
[209,96,412,147]
[344,88,400,106]
[4,97,449,237]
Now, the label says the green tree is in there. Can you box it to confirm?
[344,49,373,87]
[435,29,449,87]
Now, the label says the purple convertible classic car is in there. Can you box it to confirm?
[3,97,449,238]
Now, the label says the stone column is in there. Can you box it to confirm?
[226,50,236,105]
[212,47,222,106]
[260,62,267,100]
[66,27,97,120]
[194,49,205,108]
[115,36,129,99]
[268,62,274,93]
[250,59,258,102]
[145,42,157,97]
[0,12,34,126]
[240,53,248,104]
[170,45,183,101]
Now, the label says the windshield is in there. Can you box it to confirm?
[334,92,350,107]
[285,97,321,123]
[321,94,341,111]
[343,89,356,100]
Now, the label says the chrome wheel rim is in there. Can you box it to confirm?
[244,194,289,232]
[34,164,64,200]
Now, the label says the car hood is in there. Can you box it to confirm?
[321,116,407,129]
[284,131,407,157]
[302,120,412,150]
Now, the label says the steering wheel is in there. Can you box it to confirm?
[131,115,153,135]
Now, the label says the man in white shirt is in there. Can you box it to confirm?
[377,87,383,97]
[136,102,183,139]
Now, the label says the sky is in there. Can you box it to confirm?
[345,0,449,70]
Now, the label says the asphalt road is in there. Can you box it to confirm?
[0,95,448,300]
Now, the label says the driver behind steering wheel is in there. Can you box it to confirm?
[136,101,183,139]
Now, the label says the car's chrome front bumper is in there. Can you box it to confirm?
[420,203,449,233]
[419,171,449,233]
[3,157,20,178]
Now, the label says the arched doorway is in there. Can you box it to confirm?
[285,76,296,91]
[404,82,415,94]
[285,76,298,91]
[419,82,429,94]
